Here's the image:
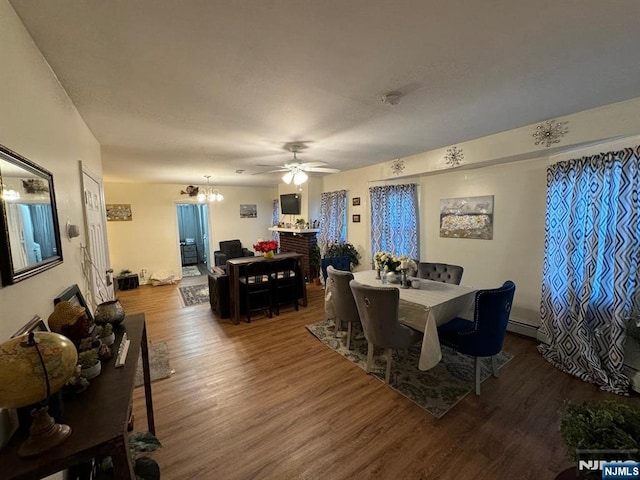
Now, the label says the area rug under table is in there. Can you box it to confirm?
[306,319,514,418]
[178,283,209,307]
[134,342,174,387]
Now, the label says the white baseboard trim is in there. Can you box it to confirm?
[507,319,539,339]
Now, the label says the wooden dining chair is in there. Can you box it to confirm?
[271,257,300,315]
[238,261,273,322]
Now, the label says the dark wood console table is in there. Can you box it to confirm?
[227,253,307,324]
[0,314,155,480]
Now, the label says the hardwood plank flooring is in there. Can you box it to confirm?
[121,275,638,480]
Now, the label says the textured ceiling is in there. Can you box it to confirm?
[9,0,640,186]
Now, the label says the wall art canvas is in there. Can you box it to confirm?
[240,204,257,218]
[106,204,133,221]
[440,195,494,240]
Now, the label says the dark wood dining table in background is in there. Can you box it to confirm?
[227,252,307,324]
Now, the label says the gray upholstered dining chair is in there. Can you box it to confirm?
[349,279,421,384]
[326,266,361,350]
[417,262,464,285]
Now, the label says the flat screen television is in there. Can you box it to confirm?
[280,193,301,215]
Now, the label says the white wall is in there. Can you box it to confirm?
[319,99,640,329]
[0,0,101,341]
[104,182,276,280]
[420,158,547,326]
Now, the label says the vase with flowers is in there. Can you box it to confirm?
[374,252,417,284]
[253,239,278,258]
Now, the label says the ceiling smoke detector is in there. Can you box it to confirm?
[381,91,402,106]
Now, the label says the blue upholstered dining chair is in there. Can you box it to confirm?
[437,280,516,395]
[349,279,421,384]
[321,256,351,284]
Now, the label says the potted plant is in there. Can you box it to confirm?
[95,322,115,346]
[309,245,321,285]
[325,241,361,269]
[555,400,640,479]
[295,218,306,229]
[78,348,101,380]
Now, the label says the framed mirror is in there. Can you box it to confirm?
[0,144,63,285]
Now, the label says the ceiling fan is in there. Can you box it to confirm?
[255,144,340,185]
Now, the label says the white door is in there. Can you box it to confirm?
[81,163,113,308]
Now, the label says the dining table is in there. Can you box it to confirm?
[350,270,477,370]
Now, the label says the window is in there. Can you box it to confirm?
[318,190,347,253]
[370,184,419,260]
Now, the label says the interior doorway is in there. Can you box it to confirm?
[177,203,211,275]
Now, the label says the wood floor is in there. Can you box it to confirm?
[122,275,637,480]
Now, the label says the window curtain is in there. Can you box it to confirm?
[271,199,280,243]
[538,146,640,394]
[177,204,206,263]
[370,184,419,260]
[318,190,347,254]
[27,204,55,258]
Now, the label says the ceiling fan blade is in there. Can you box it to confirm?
[299,161,329,168]
[303,166,341,173]
[252,168,288,175]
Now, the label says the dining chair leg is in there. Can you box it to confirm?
[366,342,374,374]
[346,322,352,350]
[334,318,341,337]
[385,348,393,384]
[475,356,481,395]
[491,355,499,378]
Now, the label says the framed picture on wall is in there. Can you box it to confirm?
[352,197,360,206]
[11,315,49,338]
[352,214,361,223]
[439,195,494,240]
[240,204,257,218]
[54,284,94,322]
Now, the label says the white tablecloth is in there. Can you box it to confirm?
[352,270,477,370]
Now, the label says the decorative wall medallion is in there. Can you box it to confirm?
[532,119,569,148]
[391,158,405,175]
[444,146,464,167]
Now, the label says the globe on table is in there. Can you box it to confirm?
[0,331,78,456]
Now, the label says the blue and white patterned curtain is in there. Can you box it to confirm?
[318,190,347,254]
[370,184,419,260]
[271,199,280,243]
[538,146,640,394]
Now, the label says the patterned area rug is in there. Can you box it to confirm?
[306,319,514,418]
[181,265,202,277]
[134,342,174,387]
[178,284,209,307]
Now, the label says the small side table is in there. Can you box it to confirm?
[116,274,139,291]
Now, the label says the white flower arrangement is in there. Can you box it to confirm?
[374,252,416,272]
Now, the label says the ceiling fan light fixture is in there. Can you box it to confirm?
[282,171,294,184]
[293,170,308,185]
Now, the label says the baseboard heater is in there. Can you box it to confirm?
[507,319,539,340]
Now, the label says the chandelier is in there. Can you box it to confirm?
[181,175,223,202]
[282,167,308,186]
[197,175,223,202]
